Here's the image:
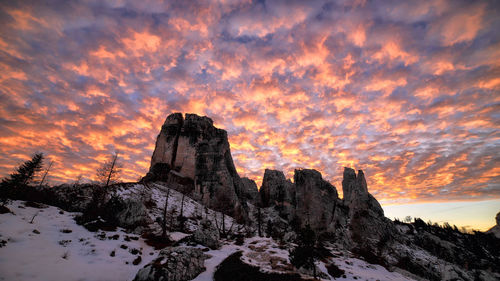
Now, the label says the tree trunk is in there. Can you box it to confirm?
[258,207,262,237]
[105,154,118,187]
[222,213,226,237]
[162,189,170,238]
[180,193,185,217]
[39,161,53,187]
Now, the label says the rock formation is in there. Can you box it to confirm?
[258,168,342,231]
[145,113,246,220]
[341,167,394,247]
[146,113,390,239]
[260,169,295,217]
[342,168,384,217]
[294,169,340,231]
[240,177,259,205]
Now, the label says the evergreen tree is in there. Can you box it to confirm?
[1,153,44,187]
[289,224,319,278]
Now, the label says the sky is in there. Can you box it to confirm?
[0,0,499,230]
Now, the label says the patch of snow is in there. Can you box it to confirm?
[170,231,190,242]
[330,255,415,280]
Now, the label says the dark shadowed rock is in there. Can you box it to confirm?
[240,177,259,205]
[341,167,394,247]
[294,169,339,231]
[133,246,208,281]
[146,113,246,220]
[260,169,295,210]
[342,168,383,217]
[258,168,344,232]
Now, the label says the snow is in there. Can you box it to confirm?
[0,201,160,281]
[325,254,416,281]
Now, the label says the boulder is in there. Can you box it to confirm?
[146,113,246,220]
[133,246,209,281]
[294,169,339,231]
[103,196,152,230]
[192,219,220,249]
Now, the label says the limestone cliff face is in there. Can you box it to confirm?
[147,113,245,219]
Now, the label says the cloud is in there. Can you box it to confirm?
[0,0,498,203]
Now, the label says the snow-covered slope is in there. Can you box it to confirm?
[0,200,162,281]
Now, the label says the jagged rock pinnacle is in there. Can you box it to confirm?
[146,112,246,220]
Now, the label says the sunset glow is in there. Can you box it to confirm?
[0,0,499,229]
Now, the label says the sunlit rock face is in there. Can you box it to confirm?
[146,113,245,219]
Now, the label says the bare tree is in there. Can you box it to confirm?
[73,174,83,186]
[39,161,54,187]
[96,152,121,187]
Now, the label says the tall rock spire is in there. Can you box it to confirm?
[146,113,246,220]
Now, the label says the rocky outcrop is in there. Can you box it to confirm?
[342,168,383,217]
[294,169,340,231]
[258,168,342,232]
[146,113,246,220]
[341,167,393,247]
[192,219,220,249]
[240,177,259,205]
[260,169,295,219]
[487,212,500,238]
[133,246,209,281]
